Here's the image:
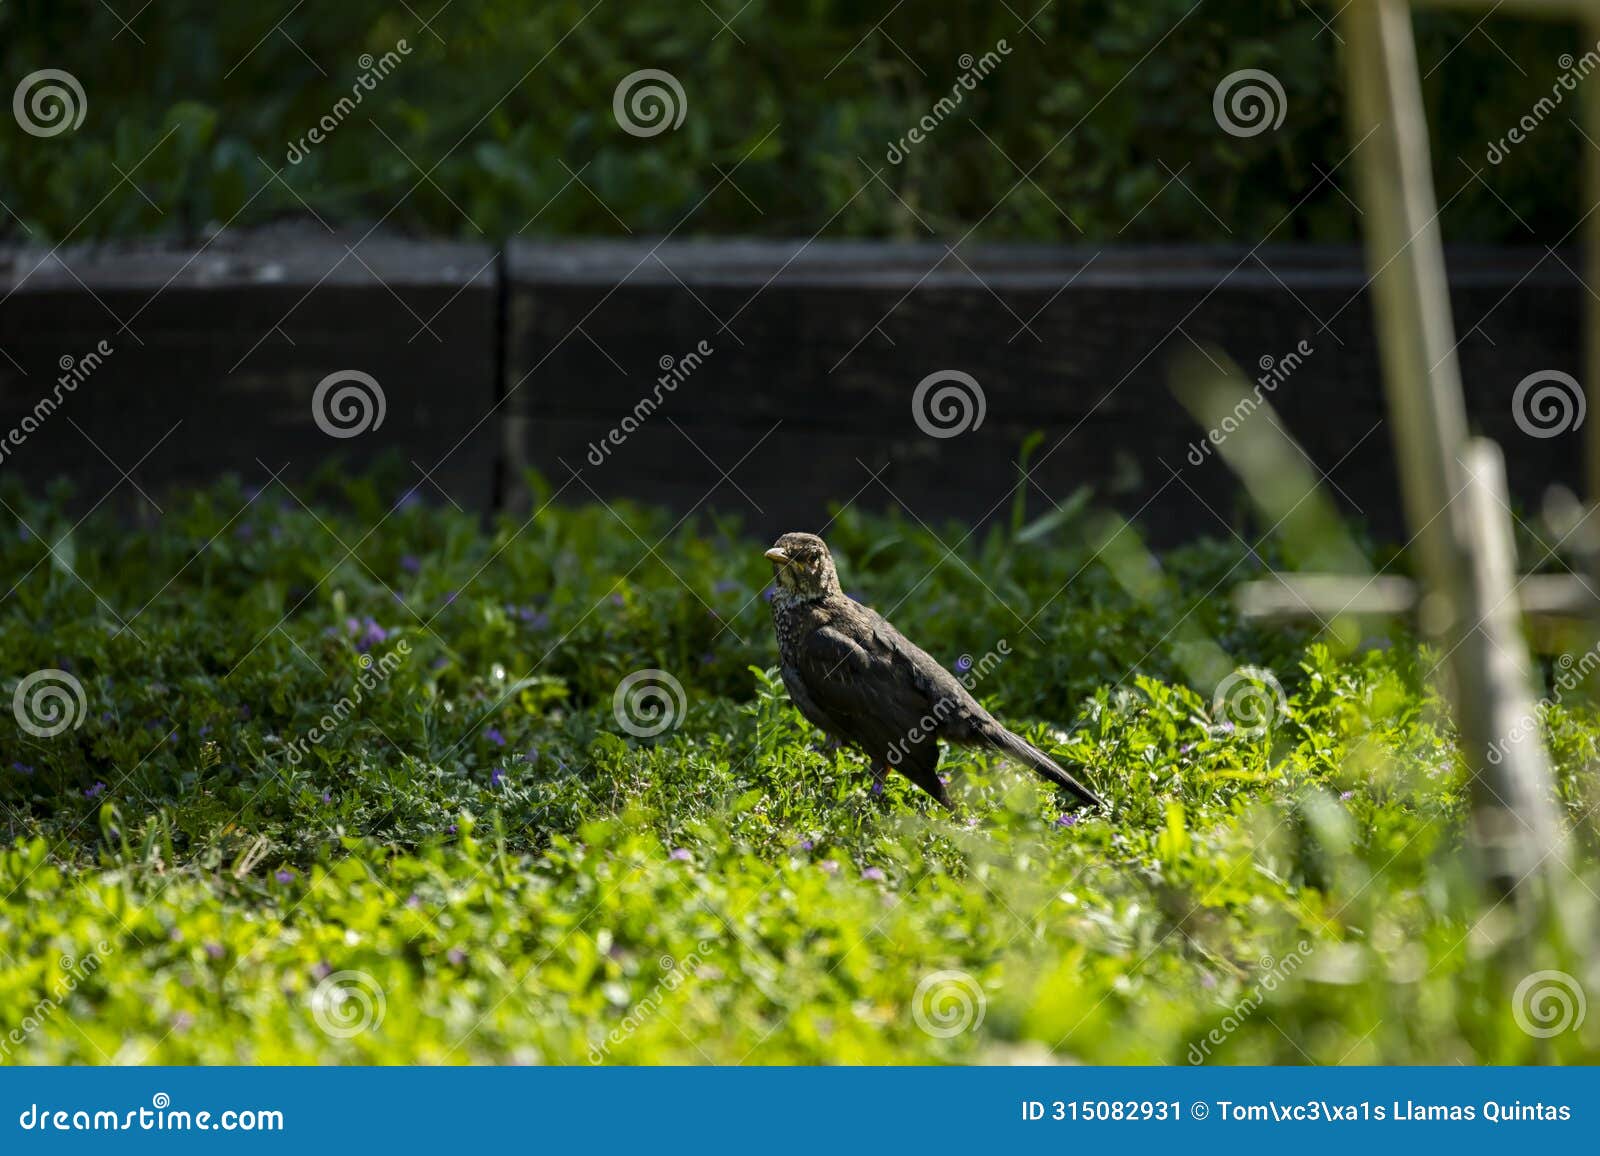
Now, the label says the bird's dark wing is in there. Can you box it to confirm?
[779,662,852,742]
[849,606,1102,808]
[793,620,959,757]
[852,607,991,725]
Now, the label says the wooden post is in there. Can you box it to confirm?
[1343,0,1563,892]
[1343,0,1470,598]
[1456,440,1566,890]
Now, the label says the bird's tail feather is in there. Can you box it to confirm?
[979,722,1103,809]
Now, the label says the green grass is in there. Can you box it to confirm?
[2,469,1597,1064]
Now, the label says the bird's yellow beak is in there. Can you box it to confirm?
[763,547,790,565]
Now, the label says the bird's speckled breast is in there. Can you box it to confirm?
[769,589,821,669]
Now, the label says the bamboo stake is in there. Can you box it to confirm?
[1343,0,1563,892]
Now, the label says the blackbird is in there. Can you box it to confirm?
[764,532,1103,811]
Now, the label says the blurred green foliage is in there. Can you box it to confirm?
[0,470,1596,1063]
[0,0,1583,245]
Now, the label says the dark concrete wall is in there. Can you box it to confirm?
[0,231,500,513]
[1,233,1582,543]
[504,240,1580,543]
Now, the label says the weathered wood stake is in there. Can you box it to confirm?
[1343,0,1564,893]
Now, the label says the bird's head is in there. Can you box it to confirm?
[764,532,841,601]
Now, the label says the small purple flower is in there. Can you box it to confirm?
[322,791,333,804]
[1055,814,1077,828]
[820,859,839,875]
[610,593,625,606]
[713,580,740,594]
[199,724,211,737]
[344,615,388,652]
[447,823,458,835]
[447,947,466,966]
[669,848,692,862]
[204,942,225,960]
[394,489,422,511]
[444,590,458,606]
[871,778,885,797]
[1179,742,1196,755]
[485,727,506,747]
[862,867,886,882]
[1339,790,1354,801]
[520,749,539,764]
[11,762,33,775]
[431,657,448,670]
[311,961,332,980]
[699,651,715,666]
[239,705,252,720]
[275,869,295,884]
[406,893,422,909]
[400,553,422,574]
[799,839,814,851]
[83,781,106,799]
[491,768,505,787]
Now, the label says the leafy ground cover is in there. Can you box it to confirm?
[0,1,1579,245]
[1,470,1597,1064]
